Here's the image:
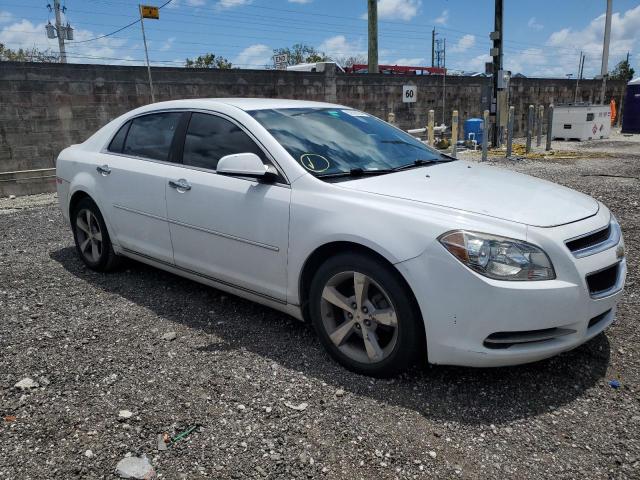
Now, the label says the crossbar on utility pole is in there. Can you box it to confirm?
[367,0,378,74]
[139,4,155,103]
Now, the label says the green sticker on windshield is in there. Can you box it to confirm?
[327,110,340,117]
[300,154,330,173]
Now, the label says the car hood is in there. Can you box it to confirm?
[338,160,599,227]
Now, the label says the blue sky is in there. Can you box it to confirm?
[0,0,638,77]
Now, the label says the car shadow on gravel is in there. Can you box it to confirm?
[51,247,611,426]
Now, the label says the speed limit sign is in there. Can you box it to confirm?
[402,85,417,103]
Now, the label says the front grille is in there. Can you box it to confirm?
[566,225,611,253]
[484,327,575,349]
[588,309,611,329]
[586,264,619,297]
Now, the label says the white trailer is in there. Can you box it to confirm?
[552,104,611,141]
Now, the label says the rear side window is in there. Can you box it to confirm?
[182,113,266,170]
[123,112,182,161]
[108,121,130,153]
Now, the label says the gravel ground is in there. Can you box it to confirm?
[1,145,639,479]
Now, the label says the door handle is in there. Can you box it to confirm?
[168,179,192,192]
[96,165,111,176]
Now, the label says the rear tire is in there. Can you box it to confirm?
[71,197,122,272]
[309,252,424,377]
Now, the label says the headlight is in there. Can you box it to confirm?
[438,230,555,281]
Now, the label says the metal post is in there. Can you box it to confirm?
[451,110,458,158]
[536,105,543,146]
[546,104,554,151]
[506,106,514,158]
[526,104,534,153]
[491,0,503,147]
[139,4,155,103]
[387,112,396,125]
[600,0,612,104]
[427,110,435,146]
[367,0,378,74]
[482,110,489,162]
[53,0,67,63]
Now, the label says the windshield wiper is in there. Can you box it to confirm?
[391,159,443,171]
[316,167,393,179]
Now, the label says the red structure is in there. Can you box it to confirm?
[345,64,446,75]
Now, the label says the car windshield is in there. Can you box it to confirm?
[248,108,451,178]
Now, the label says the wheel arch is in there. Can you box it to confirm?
[298,241,423,329]
[68,189,92,218]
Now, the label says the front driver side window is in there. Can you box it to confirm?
[182,113,267,170]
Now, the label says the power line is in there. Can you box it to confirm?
[67,0,173,44]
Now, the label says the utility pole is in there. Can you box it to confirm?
[574,51,585,103]
[139,4,155,102]
[600,0,612,104]
[53,0,67,63]
[490,0,503,147]
[367,0,378,74]
[431,28,435,67]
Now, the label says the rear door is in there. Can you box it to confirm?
[97,111,187,264]
[164,111,291,302]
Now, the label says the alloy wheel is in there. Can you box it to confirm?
[75,209,103,263]
[319,271,399,364]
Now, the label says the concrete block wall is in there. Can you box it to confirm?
[0,61,627,196]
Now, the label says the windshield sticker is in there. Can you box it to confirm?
[300,154,330,173]
[327,110,341,117]
[342,109,369,117]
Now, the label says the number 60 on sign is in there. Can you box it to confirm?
[402,85,417,103]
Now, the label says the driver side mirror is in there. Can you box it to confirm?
[216,153,278,182]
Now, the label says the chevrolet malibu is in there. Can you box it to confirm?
[55,99,627,377]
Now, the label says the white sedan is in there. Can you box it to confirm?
[55,99,626,377]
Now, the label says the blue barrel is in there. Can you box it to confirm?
[464,118,484,145]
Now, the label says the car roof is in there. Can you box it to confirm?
[140,98,346,112]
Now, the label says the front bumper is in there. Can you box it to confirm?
[397,207,626,367]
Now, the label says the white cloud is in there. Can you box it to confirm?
[0,11,14,24]
[361,0,421,21]
[318,35,364,59]
[434,9,448,25]
[233,43,271,68]
[527,17,543,30]
[160,37,175,51]
[391,57,425,66]
[0,18,132,65]
[451,34,475,53]
[460,4,640,77]
[288,0,312,3]
[216,0,252,9]
[187,0,207,5]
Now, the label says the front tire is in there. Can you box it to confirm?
[71,197,122,272]
[309,252,424,377]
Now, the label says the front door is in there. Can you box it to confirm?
[165,112,291,302]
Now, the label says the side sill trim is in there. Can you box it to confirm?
[121,246,287,305]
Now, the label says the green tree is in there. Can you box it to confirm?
[273,43,330,66]
[610,59,635,82]
[0,43,58,62]
[185,53,233,69]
